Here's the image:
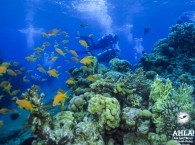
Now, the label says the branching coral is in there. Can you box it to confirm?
[149,76,173,102]
[149,77,194,138]
[126,94,143,108]
[173,83,194,109]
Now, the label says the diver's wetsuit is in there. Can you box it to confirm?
[80,34,120,62]
[97,47,120,62]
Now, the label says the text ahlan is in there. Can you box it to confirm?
[173,130,194,137]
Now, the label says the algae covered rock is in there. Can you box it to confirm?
[121,107,151,135]
[88,94,120,130]
[123,133,150,145]
[148,132,168,145]
[145,70,157,80]
[42,111,74,144]
[68,96,86,112]
[139,109,152,119]
[73,121,104,145]
[121,107,141,130]
[109,58,132,73]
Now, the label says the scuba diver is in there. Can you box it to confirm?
[80,34,120,62]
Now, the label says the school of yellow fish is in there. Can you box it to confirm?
[0,28,96,128]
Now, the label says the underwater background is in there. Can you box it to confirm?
[0,0,194,145]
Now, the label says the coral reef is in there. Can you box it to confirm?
[88,94,120,131]
[20,85,53,140]
[18,60,194,145]
[121,107,152,135]
[169,23,195,52]
[138,23,195,88]
[72,121,104,145]
[109,58,132,73]
[149,76,194,138]
[16,23,195,145]
[40,111,74,144]
[19,59,195,145]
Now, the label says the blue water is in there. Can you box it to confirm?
[0,0,194,144]
[0,0,194,62]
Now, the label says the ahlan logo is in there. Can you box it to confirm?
[177,112,191,125]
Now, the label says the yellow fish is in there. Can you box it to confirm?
[79,40,89,48]
[42,41,50,48]
[47,69,59,78]
[80,56,93,65]
[15,69,22,75]
[0,81,10,87]
[55,48,65,56]
[1,62,10,68]
[0,108,12,114]
[87,75,96,82]
[11,89,21,96]
[61,31,68,35]
[48,29,60,36]
[71,57,79,63]
[23,76,30,82]
[69,50,79,57]
[51,56,58,62]
[0,95,4,100]
[12,61,19,66]
[34,47,44,53]
[42,104,53,110]
[0,81,12,94]
[42,32,49,38]
[0,120,3,128]
[62,39,69,44]
[66,78,76,85]
[0,66,7,75]
[16,99,34,112]
[37,66,46,73]
[7,69,17,76]
[25,55,35,62]
[53,90,67,107]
